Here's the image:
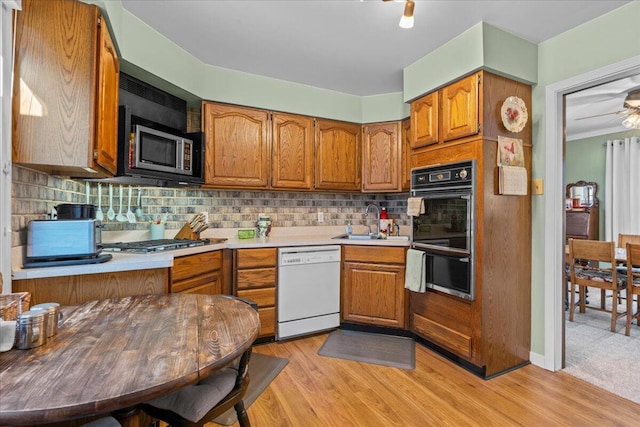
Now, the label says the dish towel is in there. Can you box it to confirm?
[407,197,425,217]
[405,249,426,293]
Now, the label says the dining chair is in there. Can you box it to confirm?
[81,417,121,427]
[568,239,626,332]
[624,243,640,336]
[617,233,640,247]
[140,298,258,427]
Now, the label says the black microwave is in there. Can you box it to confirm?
[117,105,204,186]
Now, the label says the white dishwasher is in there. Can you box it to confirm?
[277,245,341,340]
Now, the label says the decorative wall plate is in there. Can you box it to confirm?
[501,96,528,133]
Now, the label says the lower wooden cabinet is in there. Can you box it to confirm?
[341,245,406,328]
[13,269,168,306]
[234,248,277,338]
[410,290,473,359]
[170,251,223,295]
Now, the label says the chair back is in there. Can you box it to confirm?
[626,242,640,288]
[568,239,620,288]
[618,233,640,248]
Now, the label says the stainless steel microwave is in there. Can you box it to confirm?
[116,105,204,186]
[132,125,194,176]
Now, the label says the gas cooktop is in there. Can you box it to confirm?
[101,238,212,253]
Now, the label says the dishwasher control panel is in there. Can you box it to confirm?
[278,245,341,266]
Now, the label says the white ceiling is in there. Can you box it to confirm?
[121,0,637,139]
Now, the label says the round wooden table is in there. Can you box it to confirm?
[0,294,260,426]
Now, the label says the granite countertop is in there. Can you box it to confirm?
[12,226,410,280]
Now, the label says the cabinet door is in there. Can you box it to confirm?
[94,16,119,175]
[12,0,111,177]
[271,112,314,190]
[441,73,480,142]
[402,118,411,191]
[342,262,406,328]
[203,102,270,188]
[410,91,438,148]
[362,122,401,192]
[314,119,361,191]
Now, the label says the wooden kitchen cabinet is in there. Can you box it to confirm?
[410,91,439,148]
[271,112,314,190]
[12,0,119,178]
[342,245,407,328]
[315,119,362,191]
[440,72,480,142]
[234,248,277,338]
[12,269,168,306]
[402,118,411,191]
[362,121,402,192]
[170,251,223,295]
[202,102,270,188]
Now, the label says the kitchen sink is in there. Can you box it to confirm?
[332,233,383,240]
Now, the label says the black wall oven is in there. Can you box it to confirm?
[410,160,476,301]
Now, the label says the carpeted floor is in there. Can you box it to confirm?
[564,288,639,403]
[318,329,416,370]
[213,352,288,426]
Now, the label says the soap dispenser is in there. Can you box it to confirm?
[346,221,353,235]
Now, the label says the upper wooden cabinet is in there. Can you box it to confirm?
[410,91,438,148]
[440,73,480,142]
[315,119,361,192]
[410,71,532,164]
[402,119,411,191]
[203,102,270,188]
[362,122,401,192]
[12,0,119,177]
[271,112,314,190]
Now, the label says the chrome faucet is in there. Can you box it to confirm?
[365,203,380,236]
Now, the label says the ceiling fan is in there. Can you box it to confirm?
[382,0,415,29]
[575,87,640,129]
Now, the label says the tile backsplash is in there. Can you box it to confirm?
[11,165,410,246]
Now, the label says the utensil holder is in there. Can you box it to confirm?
[174,222,199,240]
[149,223,166,240]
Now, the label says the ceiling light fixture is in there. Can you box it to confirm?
[399,0,415,29]
[623,88,640,108]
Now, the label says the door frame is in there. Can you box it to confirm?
[543,55,640,371]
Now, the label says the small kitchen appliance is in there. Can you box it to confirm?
[23,219,111,268]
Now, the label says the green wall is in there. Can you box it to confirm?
[566,129,640,240]
[403,22,537,102]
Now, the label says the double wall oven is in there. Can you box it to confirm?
[410,160,476,301]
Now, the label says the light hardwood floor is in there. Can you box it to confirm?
[225,332,640,427]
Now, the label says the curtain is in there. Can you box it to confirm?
[604,137,640,241]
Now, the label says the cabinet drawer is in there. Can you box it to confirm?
[236,248,277,268]
[413,313,472,358]
[258,306,276,337]
[237,287,275,307]
[343,245,405,264]
[236,268,276,290]
[178,281,222,296]
[172,251,222,282]
[171,271,220,294]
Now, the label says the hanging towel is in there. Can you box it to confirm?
[405,249,426,293]
[407,197,425,217]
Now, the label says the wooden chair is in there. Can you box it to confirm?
[618,233,640,247]
[568,239,626,332]
[140,298,258,427]
[625,243,640,336]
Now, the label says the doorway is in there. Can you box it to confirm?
[543,55,640,372]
